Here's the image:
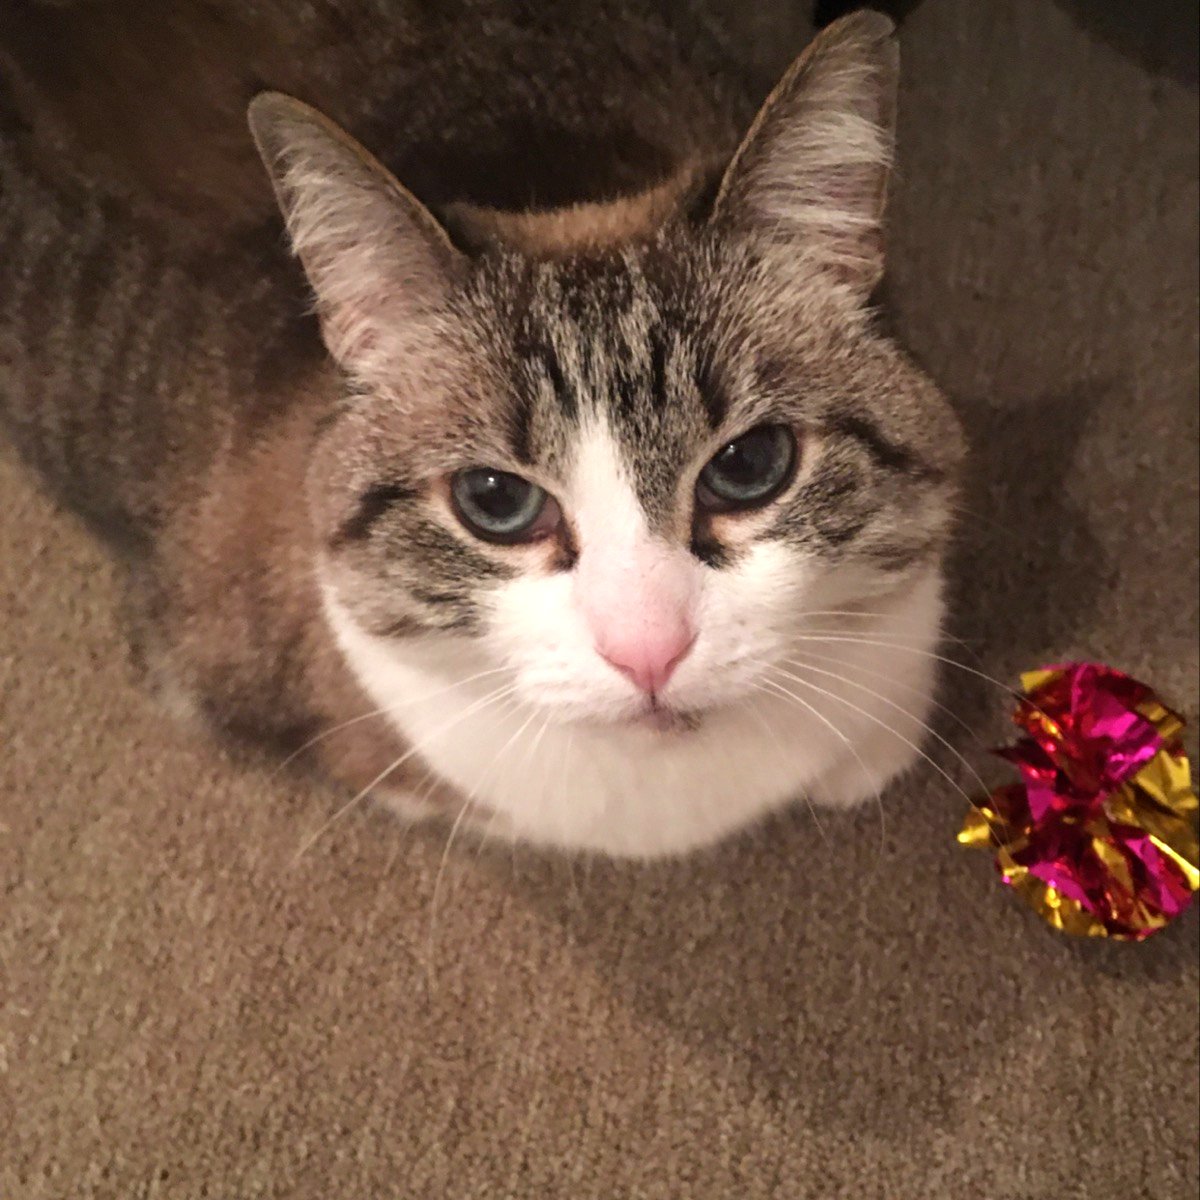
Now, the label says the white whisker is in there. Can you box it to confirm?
[273,664,515,774]
[290,680,521,863]
[470,703,559,861]
[745,686,830,848]
[772,657,991,797]
[426,701,542,983]
[783,632,1031,705]
[781,644,981,742]
[751,677,887,882]
[763,664,976,808]
[789,610,977,651]
[423,793,478,988]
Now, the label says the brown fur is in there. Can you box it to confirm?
[443,161,721,256]
[0,1,809,248]
[0,3,362,242]
[0,10,960,820]
[150,399,417,795]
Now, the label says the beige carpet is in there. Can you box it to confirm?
[2,1,1197,1197]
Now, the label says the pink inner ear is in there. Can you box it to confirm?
[574,535,698,696]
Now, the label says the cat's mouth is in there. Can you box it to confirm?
[627,703,702,736]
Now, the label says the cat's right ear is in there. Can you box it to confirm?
[248,93,466,374]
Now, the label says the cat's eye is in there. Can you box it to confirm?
[696,424,797,512]
[450,468,560,543]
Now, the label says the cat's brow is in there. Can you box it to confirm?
[826,412,940,480]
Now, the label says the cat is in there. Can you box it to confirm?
[0,10,964,858]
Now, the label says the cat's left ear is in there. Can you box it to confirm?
[248,93,466,375]
[710,11,899,301]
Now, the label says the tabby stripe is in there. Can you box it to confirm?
[107,244,180,521]
[648,325,669,412]
[865,540,936,572]
[410,585,469,607]
[828,413,937,479]
[49,205,109,481]
[694,352,728,428]
[137,260,214,521]
[690,524,734,569]
[11,206,64,415]
[612,359,638,418]
[538,340,577,420]
[802,465,872,547]
[329,483,419,548]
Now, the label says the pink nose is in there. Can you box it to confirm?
[596,627,696,696]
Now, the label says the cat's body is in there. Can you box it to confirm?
[0,7,964,857]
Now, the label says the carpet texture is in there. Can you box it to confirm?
[1,1,1197,1197]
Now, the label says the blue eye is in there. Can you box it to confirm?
[450,468,560,543]
[697,425,797,511]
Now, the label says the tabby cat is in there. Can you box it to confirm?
[0,10,964,857]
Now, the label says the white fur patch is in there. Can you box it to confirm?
[321,475,948,858]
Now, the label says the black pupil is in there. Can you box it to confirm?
[704,426,792,502]
[464,471,530,521]
[714,435,772,487]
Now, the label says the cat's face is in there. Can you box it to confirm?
[250,13,966,852]
[306,238,959,733]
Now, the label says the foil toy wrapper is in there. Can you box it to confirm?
[960,662,1198,940]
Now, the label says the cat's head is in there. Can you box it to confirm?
[249,13,964,740]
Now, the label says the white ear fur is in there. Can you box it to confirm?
[712,11,899,299]
[247,93,465,374]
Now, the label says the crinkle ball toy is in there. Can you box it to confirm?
[959,662,1198,940]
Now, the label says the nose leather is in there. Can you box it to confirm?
[596,625,696,695]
